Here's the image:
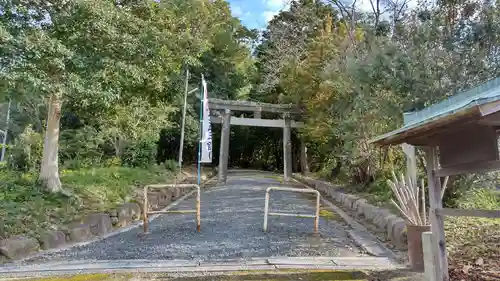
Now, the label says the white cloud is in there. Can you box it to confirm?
[263,10,279,22]
[262,0,293,23]
[406,0,419,9]
[356,0,373,12]
[264,0,291,11]
[232,5,243,17]
[265,0,287,9]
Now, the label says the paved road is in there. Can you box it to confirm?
[23,171,365,263]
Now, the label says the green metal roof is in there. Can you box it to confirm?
[372,76,500,145]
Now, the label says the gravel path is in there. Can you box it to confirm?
[24,171,364,262]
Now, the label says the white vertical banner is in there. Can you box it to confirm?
[200,76,213,163]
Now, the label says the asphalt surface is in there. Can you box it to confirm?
[21,171,364,263]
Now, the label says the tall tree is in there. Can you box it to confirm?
[0,0,219,192]
[254,0,337,103]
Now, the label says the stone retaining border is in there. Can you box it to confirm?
[0,170,215,263]
[292,174,407,249]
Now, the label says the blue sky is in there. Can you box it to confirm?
[227,0,291,30]
[226,0,420,30]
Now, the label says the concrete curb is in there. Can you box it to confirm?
[0,257,402,277]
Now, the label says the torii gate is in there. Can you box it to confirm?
[207,98,305,184]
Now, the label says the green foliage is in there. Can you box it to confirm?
[98,98,175,163]
[104,156,122,167]
[0,0,255,191]
[363,178,397,207]
[458,187,500,210]
[122,138,158,168]
[251,0,500,209]
[8,126,43,172]
[0,171,71,239]
[60,126,104,169]
[164,159,178,172]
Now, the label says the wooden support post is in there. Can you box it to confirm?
[402,143,417,186]
[300,141,309,175]
[422,231,437,281]
[218,109,231,184]
[283,115,292,181]
[424,147,449,281]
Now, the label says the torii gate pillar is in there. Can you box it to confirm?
[283,115,293,181]
[218,109,231,184]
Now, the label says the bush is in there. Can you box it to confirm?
[104,156,122,167]
[458,187,500,210]
[8,126,43,172]
[364,177,394,205]
[164,159,178,172]
[60,126,105,168]
[0,170,70,239]
[122,138,157,168]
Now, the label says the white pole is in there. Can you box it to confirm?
[263,190,270,232]
[178,69,189,169]
[1,100,11,162]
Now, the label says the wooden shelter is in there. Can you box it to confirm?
[206,98,306,184]
[372,77,500,280]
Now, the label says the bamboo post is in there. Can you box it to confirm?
[421,179,427,225]
[314,191,320,233]
[196,187,201,232]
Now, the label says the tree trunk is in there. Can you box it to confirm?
[39,93,63,193]
[113,136,127,158]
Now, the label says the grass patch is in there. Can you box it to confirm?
[319,209,337,220]
[24,273,128,281]
[444,187,500,271]
[0,166,173,239]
